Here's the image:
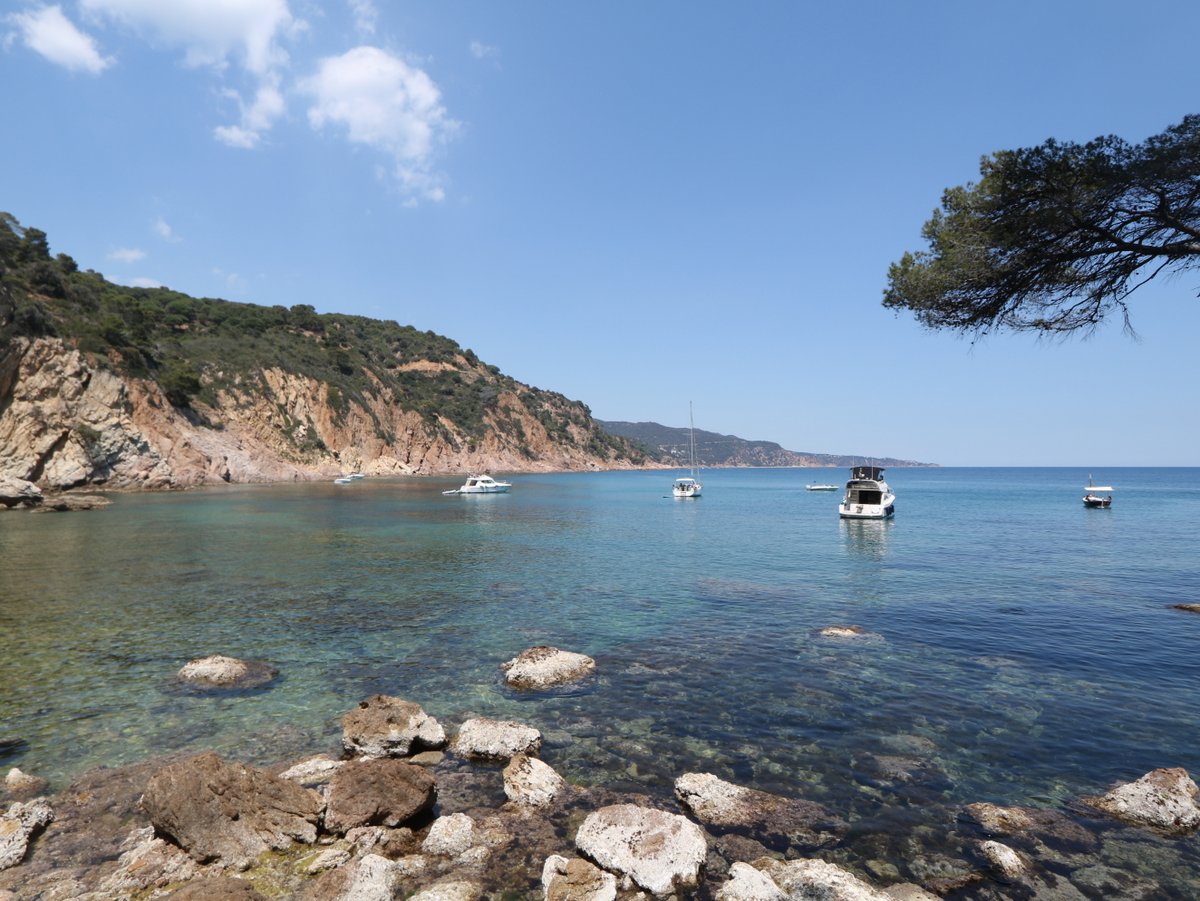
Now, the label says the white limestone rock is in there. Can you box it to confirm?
[504,754,565,807]
[501,646,596,690]
[979,840,1026,880]
[454,717,542,760]
[574,803,707,895]
[1083,767,1200,833]
[422,813,476,857]
[0,798,54,871]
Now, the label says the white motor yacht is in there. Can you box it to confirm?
[837,466,896,519]
[443,473,512,495]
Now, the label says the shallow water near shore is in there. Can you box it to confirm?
[2,467,1199,893]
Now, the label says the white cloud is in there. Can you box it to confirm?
[214,78,285,148]
[109,247,145,263]
[301,46,458,202]
[347,0,377,37]
[153,217,178,241]
[469,39,498,62]
[8,4,113,74]
[80,0,297,146]
[80,0,294,74]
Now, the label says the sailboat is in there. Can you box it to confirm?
[672,403,703,498]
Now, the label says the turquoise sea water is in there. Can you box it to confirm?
[2,467,1198,889]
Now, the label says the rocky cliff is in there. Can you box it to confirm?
[0,336,652,495]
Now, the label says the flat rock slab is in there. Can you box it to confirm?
[454,718,542,760]
[342,695,447,758]
[574,803,707,895]
[501,646,596,690]
[675,772,842,849]
[324,758,437,834]
[722,858,895,900]
[141,752,322,868]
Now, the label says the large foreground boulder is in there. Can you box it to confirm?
[141,752,322,868]
[575,804,707,895]
[342,695,447,758]
[501,646,596,690]
[323,758,436,834]
[1082,767,1200,833]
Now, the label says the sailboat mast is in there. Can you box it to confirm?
[689,401,697,478]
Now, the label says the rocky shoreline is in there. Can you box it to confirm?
[3,648,1198,900]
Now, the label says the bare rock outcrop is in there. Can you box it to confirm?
[323,758,437,834]
[574,803,707,896]
[342,695,447,758]
[140,752,322,868]
[500,646,596,690]
[1082,767,1200,833]
[0,477,42,509]
[0,337,654,492]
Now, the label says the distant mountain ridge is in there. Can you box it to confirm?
[598,421,935,468]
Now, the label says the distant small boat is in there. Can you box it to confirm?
[672,403,703,498]
[806,483,838,491]
[347,473,365,480]
[333,477,353,485]
[838,466,896,520]
[1083,475,1113,508]
[443,473,512,495]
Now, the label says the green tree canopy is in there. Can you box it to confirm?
[883,116,1200,336]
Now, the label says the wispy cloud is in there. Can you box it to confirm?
[347,0,377,38]
[469,39,499,62]
[301,46,458,202]
[7,4,114,74]
[80,0,299,146]
[108,247,145,263]
[153,217,178,242]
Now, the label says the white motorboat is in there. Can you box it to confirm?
[838,466,896,519]
[443,473,512,495]
[1083,475,1113,508]
[672,403,703,498]
[806,483,838,491]
[333,476,353,485]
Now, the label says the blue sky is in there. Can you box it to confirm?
[3,1,1197,466]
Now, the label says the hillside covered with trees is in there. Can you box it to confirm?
[0,212,655,491]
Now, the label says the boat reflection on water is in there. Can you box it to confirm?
[839,517,892,560]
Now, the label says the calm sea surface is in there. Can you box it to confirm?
[2,467,1198,889]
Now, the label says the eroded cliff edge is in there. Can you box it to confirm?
[0,336,652,492]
